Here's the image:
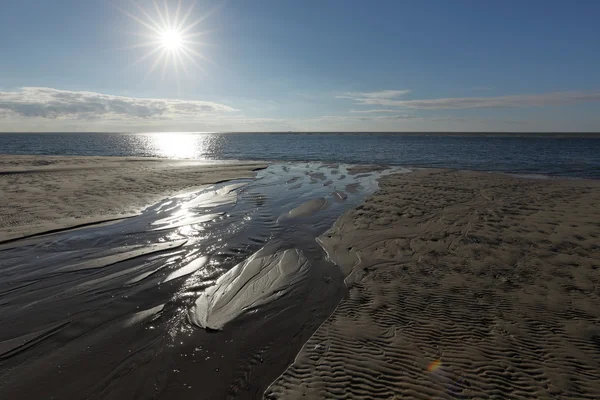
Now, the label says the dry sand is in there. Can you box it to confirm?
[0,155,266,242]
[267,169,600,399]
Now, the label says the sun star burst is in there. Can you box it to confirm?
[160,29,184,50]
[119,0,212,80]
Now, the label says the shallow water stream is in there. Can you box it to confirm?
[0,162,404,399]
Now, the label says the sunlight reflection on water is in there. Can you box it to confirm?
[150,132,224,159]
[1,132,599,178]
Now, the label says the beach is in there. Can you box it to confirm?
[269,169,600,399]
[1,157,600,399]
[0,156,266,242]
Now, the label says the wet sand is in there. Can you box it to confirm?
[2,159,600,399]
[267,169,600,399]
[0,155,267,242]
[0,159,394,399]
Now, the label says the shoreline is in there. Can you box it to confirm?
[0,155,267,242]
[2,154,598,243]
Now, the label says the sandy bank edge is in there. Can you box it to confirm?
[0,155,267,242]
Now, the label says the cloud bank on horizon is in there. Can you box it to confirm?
[0,87,235,120]
[338,90,600,109]
[1,86,599,132]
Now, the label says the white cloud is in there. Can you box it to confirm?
[0,87,236,120]
[337,90,411,101]
[350,109,403,113]
[339,89,600,109]
[311,115,468,124]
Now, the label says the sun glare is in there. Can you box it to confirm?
[152,133,198,159]
[119,0,212,80]
[161,29,183,50]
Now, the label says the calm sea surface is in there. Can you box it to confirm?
[1,132,599,178]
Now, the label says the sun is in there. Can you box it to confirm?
[118,0,212,79]
[160,29,183,51]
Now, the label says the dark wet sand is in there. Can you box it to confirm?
[0,155,267,242]
[0,159,392,399]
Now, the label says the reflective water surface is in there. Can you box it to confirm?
[0,162,406,399]
[1,132,599,178]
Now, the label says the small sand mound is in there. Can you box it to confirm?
[185,182,247,208]
[309,172,326,181]
[345,183,361,193]
[277,198,328,222]
[189,246,310,330]
[347,164,388,175]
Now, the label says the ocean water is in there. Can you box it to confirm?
[1,132,599,178]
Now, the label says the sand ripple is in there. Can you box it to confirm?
[266,169,600,399]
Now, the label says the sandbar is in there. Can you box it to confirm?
[0,155,266,242]
[267,169,600,399]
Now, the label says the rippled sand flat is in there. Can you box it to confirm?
[266,169,600,399]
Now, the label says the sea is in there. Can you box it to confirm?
[1,132,599,179]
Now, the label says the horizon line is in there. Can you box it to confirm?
[1,131,600,137]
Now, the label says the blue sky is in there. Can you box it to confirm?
[1,0,599,132]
